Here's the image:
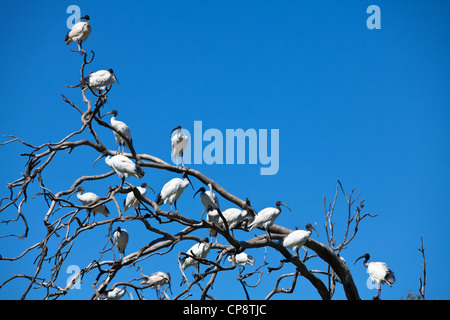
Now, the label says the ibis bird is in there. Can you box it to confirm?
[201,205,221,243]
[218,204,256,236]
[141,271,172,300]
[123,182,154,215]
[81,69,118,92]
[155,172,194,213]
[65,15,91,52]
[193,184,220,210]
[75,186,109,223]
[101,286,126,300]
[227,252,255,275]
[103,110,132,154]
[180,238,211,274]
[113,227,129,260]
[354,253,396,300]
[280,223,319,256]
[171,125,188,167]
[97,153,145,185]
[247,201,291,240]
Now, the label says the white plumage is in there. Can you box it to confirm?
[203,205,220,243]
[104,154,145,181]
[181,239,210,271]
[247,201,291,239]
[218,204,255,236]
[193,185,220,210]
[141,271,171,299]
[280,223,318,254]
[123,182,153,213]
[227,252,255,267]
[65,15,91,51]
[101,286,126,300]
[227,252,255,275]
[355,253,396,300]
[170,126,188,167]
[113,227,129,259]
[155,172,193,213]
[76,186,109,222]
[82,69,117,92]
[104,110,132,153]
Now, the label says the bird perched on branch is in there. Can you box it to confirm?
[218,203,256,236]
[81,69,118,92]
[113,227,129,260]
[141,271,172,300]
[103,110,132,154]
[155,172,194,213]
[201,204,220,243]
[101,286,126,300]
[180,238,211,273]
[227,252,255,275]
[354,253,395,300]
[75,186,109,223]
[248,201,291,240]
[170,125,188,167]
[123,182,154,215]
[65,14,91,52]
[280,223,318,255]
[95,152,145,186]
[193,184,220,210]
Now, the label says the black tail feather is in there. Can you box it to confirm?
[155,192,162,206]
[385,270,396,285]
[135,165,145,179]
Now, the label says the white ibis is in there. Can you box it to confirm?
[280,223,318,255]
[123,182,154,215]
[218,203,256,236]
[201,205,220,243]
[354,253,395,300]
[98,153,145,185]
[81,69,118,92]
[181,238,211,274]
[65,14,91,51]
[227,252,255,276]
[103,110,132,154]
[247,201,291,240]
[113,226,129,260]
[141,271,171,300]
[75,186,109,223]
[193,184,220,210]
[155,172,194,213]
[101,286,126,300]
[171,125,188,167]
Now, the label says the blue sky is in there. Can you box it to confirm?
[0,0,449,300]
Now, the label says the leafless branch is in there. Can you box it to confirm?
[0,35,384,302]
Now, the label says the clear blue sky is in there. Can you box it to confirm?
[0,0,449,300]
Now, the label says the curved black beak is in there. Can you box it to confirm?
[102,109,118,119]
[280,202,291,212]
[93,150,108,167]
[193,187,203,199]
[170,126,181,137]
[243,204,257,217]
[311,225,319,237]
[142,183,155,194]
[187,175,194,191]
[354,254,368,265]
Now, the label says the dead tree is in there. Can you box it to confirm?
[0,39,378,301]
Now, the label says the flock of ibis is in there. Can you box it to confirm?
[65,15,396,300]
